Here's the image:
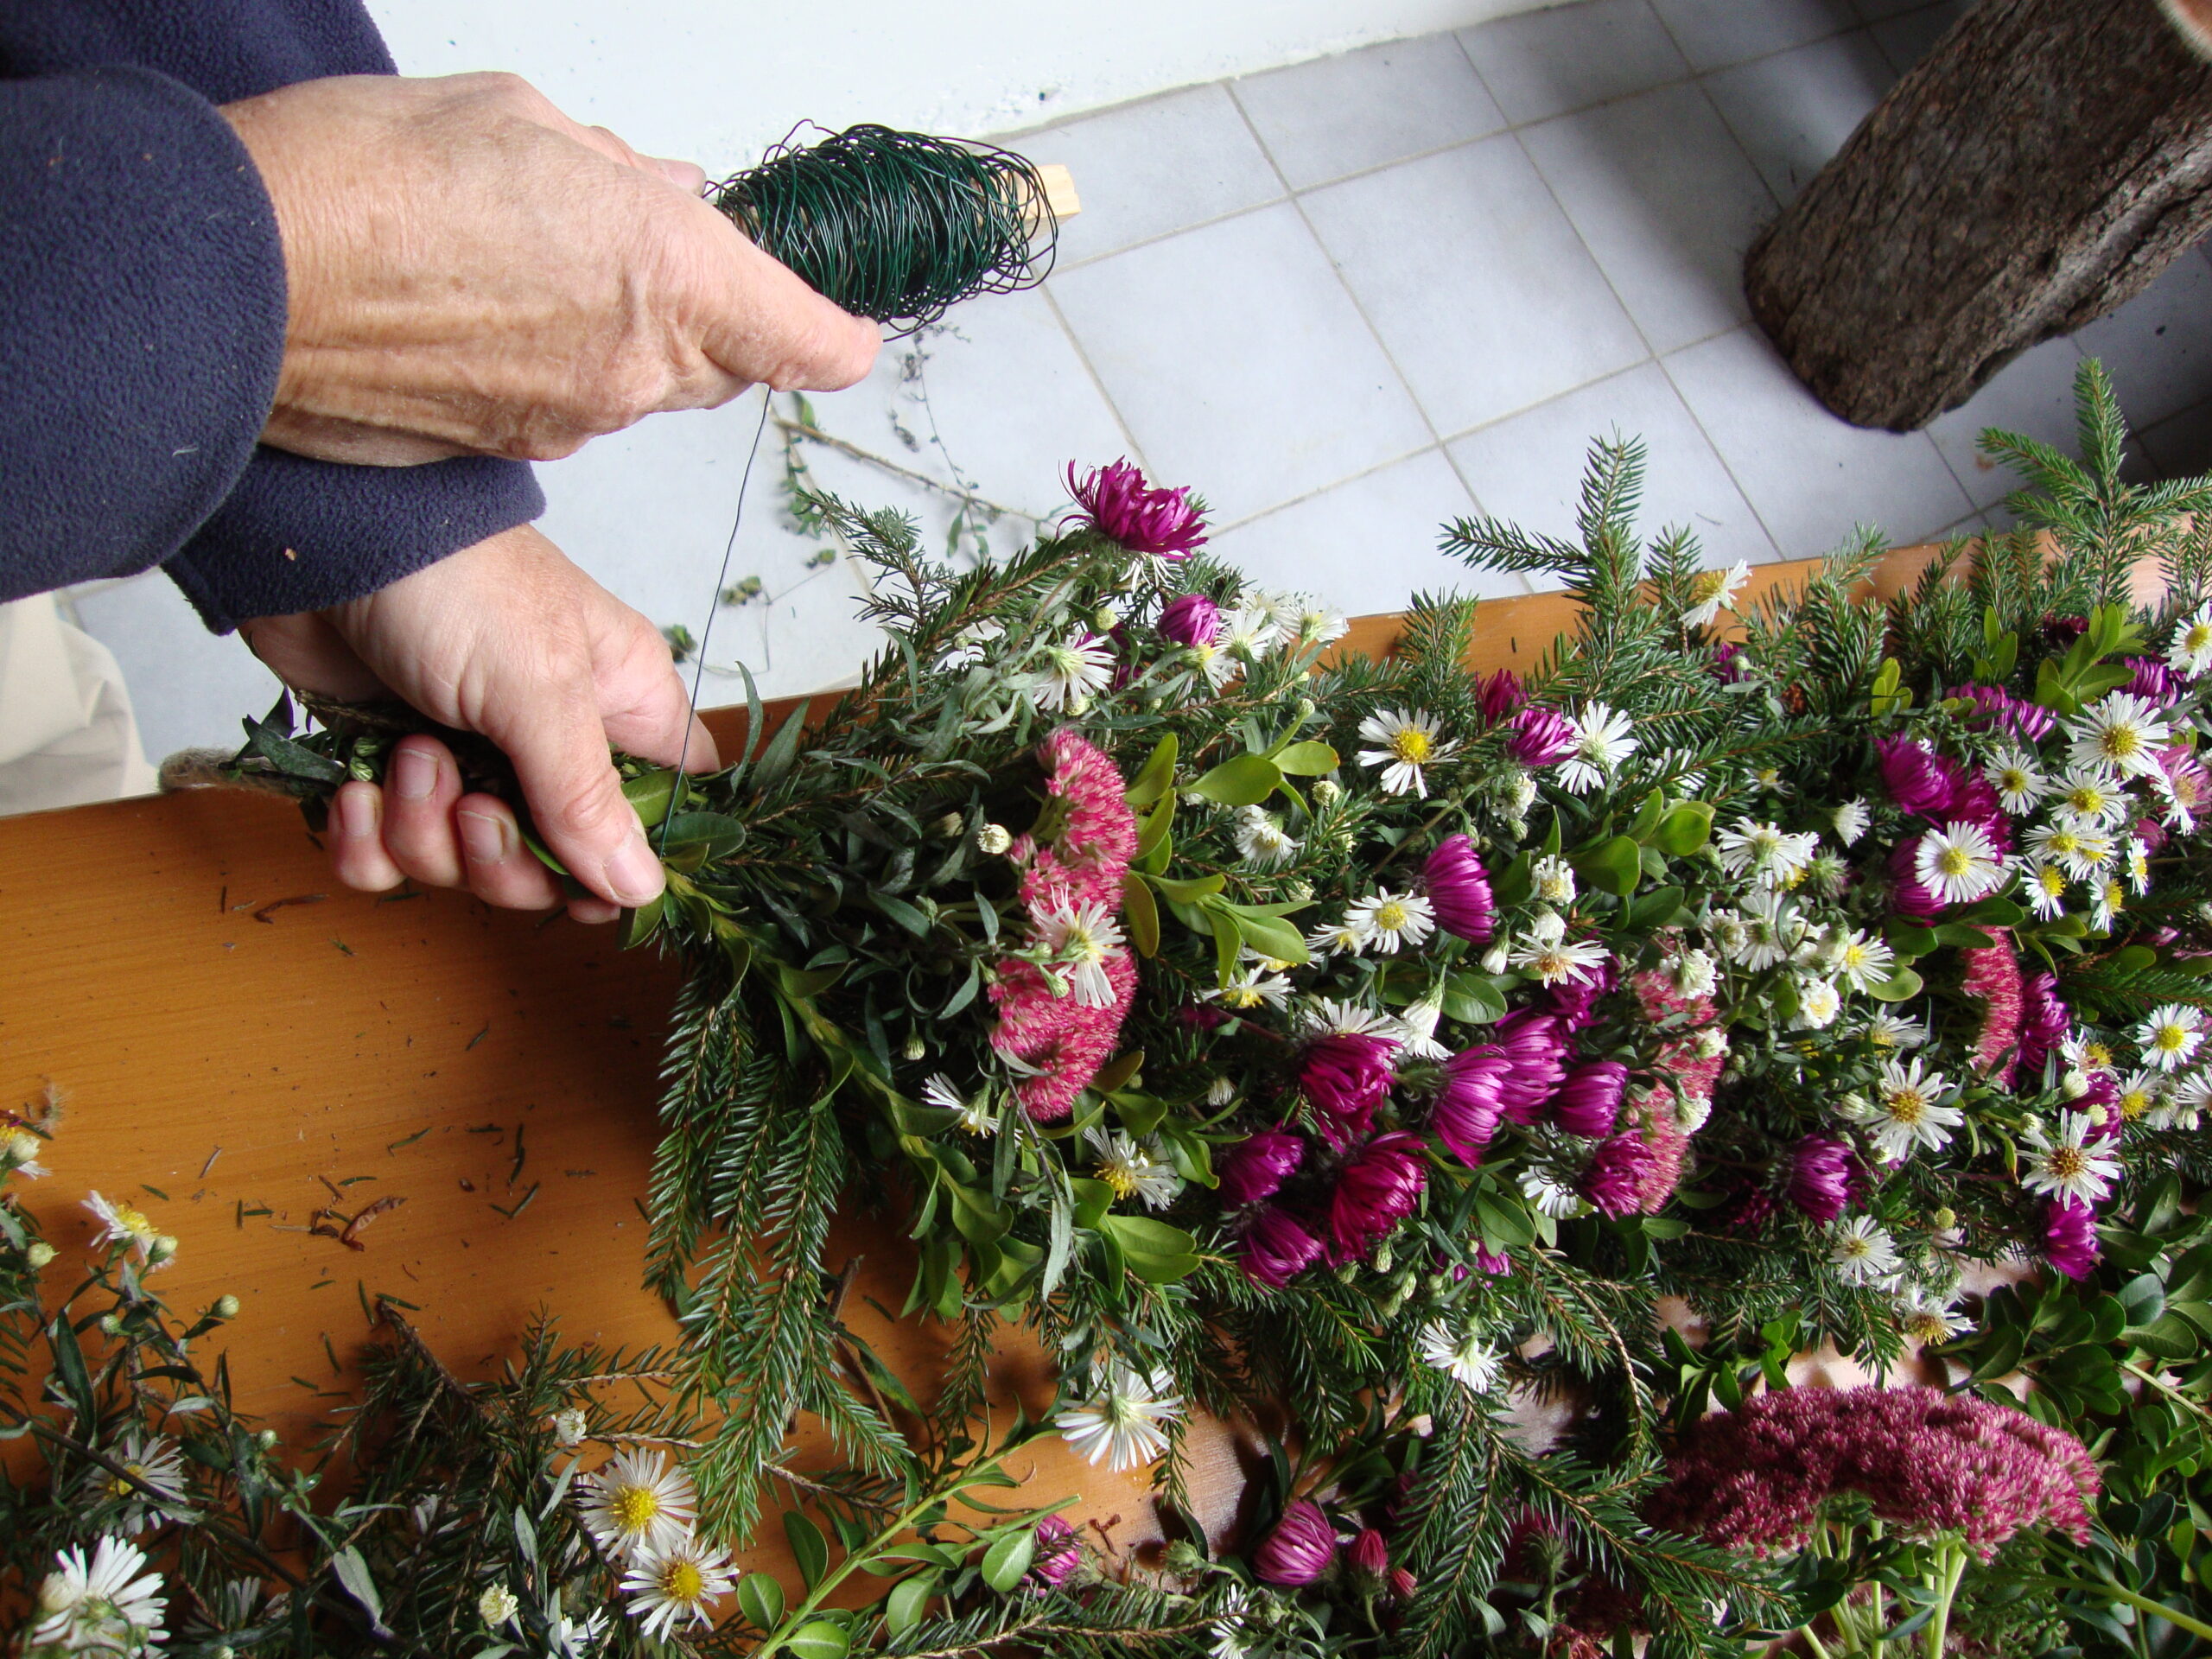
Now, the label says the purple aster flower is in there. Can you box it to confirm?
[1422,835,1497,943]
[1065,458,1206,558]
[1027,1515,1080,1590]
[1157,592,1222,647]
[2125,656,2180,701]
[1545,956,1618,1032]
[1553,1061,1627,1139]
[1348,1528,1389,1581]
[1432,1046,1513,1165]
[1217,1128,1305,1206]
[1786,1135,1853,1224]
[2075,1070,2123,1141]
[1505,706,1577,766]
[1254,1499,1338,1586]
[2043,614,2090,646]
[1301,1033,1398,1148]
[1389,1567,1417,1600]
[1709,641,1748,683]
[1877,737,1952,819]
[1241,1205,1325,1288]
[1888,837,1942,918]
[2044,1198,2101,1281]
[1581,1131,1657,1218]
[2017,973,2070,1080]
[1478,669,1527,725]
[1952,683,2056,742]
[1491,1009,1570,1123]
[1327,1132,1429,1262]
[1472,1243,1511,1275]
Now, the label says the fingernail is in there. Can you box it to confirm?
[336,787,378,839]
[393,746,438,802]
[606,830,665,907]
[458,809,508,864]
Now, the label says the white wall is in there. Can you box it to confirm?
[365,0,1550,162]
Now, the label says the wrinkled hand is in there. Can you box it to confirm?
[241,524,717,923]
[219,71,879,466]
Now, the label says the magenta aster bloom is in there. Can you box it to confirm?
[1348,1528,1389,1580]
[1552,1061,1626,1138]
[1027,1515,1080,1590]
[1887,837,1942,918]
[1241,1205,1325,1288]
[2016,971,2071,1081]
[1472,1243,1511,1275]
[1545,956,1618,1032]
[1647,1385,2098,1560]
[1155,592,1221,647]
[1505,706,1577,766]
[1431,1046,1512,1165]
[2125,656,2180,701]
[1581,1131,1658,1218]
[1709,641,1748,683]
[1952,683,2056,742]
[1877,737,1952,819]
[2044,1198,2101,1280]
[1491,1008,1570,1123]
[1300,1033,1398,1148]
[1422,835,1497,943]
[1478,669,1526,725]
[1786,1135,1853,1223]
[1065,458,1206,559]
[1254,1499,1338,1586]
[1217,1128,1305,1206]
[1327,1132,1428,1262]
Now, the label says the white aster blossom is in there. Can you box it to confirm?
[1668,945,1719,1000]
[1417,1320,1503,1394]
[1791,977,1843,1030]
[578,1448,697,1560]
[1681,560,1751,627]
[1284,595,1350,649]
[2,1128,48,1179]
[2018,1113,2121,1205]
[1345,888,1437,955]
[2020,858,2070,920]
[1207,967,1293,1012]
[1895,1285,1970,1347]
[2050,765,2132,830]
[1033,898,1126,1007]
[1389,995,1452,1062]
[1027,634,1116,713]
[29,1537,167,1656]
[2138,1003,2207,1073]
[1221,604,1281,661]
[1913,822,2007,906]
[2169,604,2212,677]
[1055,1364,1183,1471]
[620,1535,736,1642]
[1832,798,1871,846]
[1862,1056,1962,1160]
[2066,692,2171,781]
[1305,918,1367,959]
[1233,807,1300,871]
[82,1192,163,1267]
[551,1407,589,1446]
[923,1073,996,1136]
[100,1433,188,1533]
[1088,1129,1183,1211]
[1530,854,1578,905]
[1986,747,2050,814]
[1829,1216,1902,1287]
[1733,890,1804,972]
[2026,821,2102,880]
[1556,702,1637,795]
[479,1585,520,1628]
[1509,917,1610,988]
[1298,997,1400,1039]
[1827,928,1896,995]
[1357,708,1459,798]
[1518,1166,1591,1218]
[1716,818,1820,891]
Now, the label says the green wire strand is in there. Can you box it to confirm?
[712,123,1059,334]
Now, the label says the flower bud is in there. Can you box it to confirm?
[213,1294,240,1320]
[902,1034,927,1062]
[1311,779,1343,807]
[478,1585,519,1627]
[1295,698,1317,721]
[976,823,1014,855]
[99,1313,123,1336]
[257,1428,281,1450]
[1349,1527,1389,1580]
[23,1240,55,1269]
[1162,1539,1209,1576]
[149,1235,179,1265]
[1091,607,1120,632]
[933,812,964,836]
[1067,694,1091,716]
[1931,1207,1957,1231]
[1254,1499,1338,1586]
[2061,1069,2090,1100]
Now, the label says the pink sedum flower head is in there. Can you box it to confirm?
[1242,1204,1326,1287]
[1217,1128,1305,1206]
[1327,1132,1429,1262]
[1065,458,1206,560]
[1552,1060,1627,1139]
[1155,592,1222,647]
[1255,1499,1338,1586]
[1961,932,2024,1084]
[1422,835,1497,943]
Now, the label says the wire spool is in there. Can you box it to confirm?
[711,123,1060,334]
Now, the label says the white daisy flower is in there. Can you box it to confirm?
[1233,807,1300,871]
[1518,1166,1591,1218]
[551,1406,590,1446]
[1297,997,1399,1039]
[1829,1215,1902,1287]
[2067,692,2171,781]
[1706,910,1752,964]
[1033,898,1126,1008]
[2019,858,2070,920]
[1681,560,1751,628]
[100,1433,189,1533]
[2138,1003,2207,1073]
[1829,929,1896,995]
[1389,995,1452,1062]
[2154,1071,2211,1130]
[1895,1285,1970,1347]
[2018,1112,2122,1205]
[1187,639,1239,690]
[1985,747,2050,814]
[1914,822,2006,906]
[553,1608,610,1657]
[2092,874,2126,932]
[1791,977,1843,1030]
[2127,838,2152,896]
[1417,1319,1503,1394]
[934,620,1004,671]
[29,1537,167,1656]
[1733,890,1804,971]
[620,1535,735,1642]
[1055,1363,1183,1472]
[1345,888,1437,955]
[1284,596,1350,650]
[2114,1069,2164,1125]
[1509,922,1610,988]
[1027,634,1116,713]
[2050,765,2132,829]
[1556,702,1637,794]
[1206,967,1293,1012]
[1831,798,1871,846]
[1862,1011,1931,1051]
[922,1074,995,1136]
[2170,603,2212,677]
[2063,1033,2118,1076]
[479,1585,520,1629]
[1529,854,1577,905]
[82,1192,162,1267]
[1692,1027,1732,1062]
[1304,918,1368,959]
[1357,708,1459,798]
[1221,604,1281,661]
[578,1449,697,1560]
[1864,1056,1962,1160]
[1088,1129,1183,1211]
[1667,945,1719,1000]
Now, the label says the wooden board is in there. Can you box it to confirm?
[0,542,1945,1571]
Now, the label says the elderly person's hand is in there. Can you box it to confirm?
[219,71,878,465]
[241,524,713,923]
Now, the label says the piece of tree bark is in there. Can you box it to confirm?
[1743,0,2212,432]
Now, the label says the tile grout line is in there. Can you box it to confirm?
[1035,282,1156,478]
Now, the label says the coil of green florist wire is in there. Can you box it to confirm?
[709,123,1061,331]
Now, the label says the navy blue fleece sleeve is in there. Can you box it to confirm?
[166,446,548,632]
[0,63,284,601]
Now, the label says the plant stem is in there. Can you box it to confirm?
[1923,1541,1968,1659]
[1797,1622,1838,1659]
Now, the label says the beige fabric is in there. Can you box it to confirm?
[0,594,158,817]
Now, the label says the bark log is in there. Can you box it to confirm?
[1743,0,2212,431]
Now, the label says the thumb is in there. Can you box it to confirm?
[482,681,666,910]
[692,208,882,392]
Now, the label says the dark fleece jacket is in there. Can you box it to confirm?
[0,1,543,631]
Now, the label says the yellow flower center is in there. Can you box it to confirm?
[2121,1088,2153,1119]
[1692,569,1728,601]
[1100,1162,1141,1199]
[660,1560,705,1603]
[2038,868,2067,896]
[1936,847,1972,877]
[1221,986,1262,1009]
[1842,944,1872,970]
[2048,830,2079,855]
[1838,1236,1872,1259]
[1885,1089,1927,1125]
[2068,786,2104,815]
[1389,728,1432,765]
[613,1486,660,1531]
[107,1461,147,1500]
[2000,767,2029,791]
[2083,1041,2113,1069]
[111,1205,154,1240]
[2102,728,2142,760]
[1905,1313,1949,1344]
[1062,923,1107,964]
[2047,1146,2088,1179]
[2156,1024,2191,1054]
[1373,901,1409,932]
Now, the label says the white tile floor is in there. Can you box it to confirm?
[60,0,2212,775]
